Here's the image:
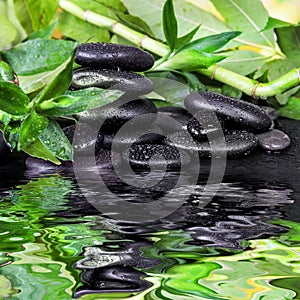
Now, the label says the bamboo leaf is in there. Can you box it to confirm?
[37,87,123,116]
[155,49,226,71]
[176,31,241,53]
[162,0,178,50]
[175,25,200,49]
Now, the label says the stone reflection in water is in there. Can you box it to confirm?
[65,169,293,297]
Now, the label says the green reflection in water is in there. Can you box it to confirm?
[0,175,108,299]
[0,175,300,299]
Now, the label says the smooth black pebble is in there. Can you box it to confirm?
[102,132,165,149]
[126,144,189,170]
[75,42,154,71]
[257,129,291,151]
[187,112,226,141]
[166,130,259,158]
[70,68,153,96]
[78,97,157,134]
[185,91,272,133]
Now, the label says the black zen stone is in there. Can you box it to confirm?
[185,91,272,133]
[78,98,157,134]
[75,42,155,71]
[125,143,189,170]
[70,68,153,96]
[166,130,259,158]
[187,112,226,141]
[257,129,291,151]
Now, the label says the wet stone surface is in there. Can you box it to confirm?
[185,91,272,133]
[71,68,153,96]
[75,42,155,72]
[257,129,291,151]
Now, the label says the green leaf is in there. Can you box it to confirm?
[57,12,110,43]
[36,87,124,116]
[175,25,200,49]
[255,26,300,104]
[115,12,155,37]
[3,122,20,149]
[23,138,61,165]
[36,50,75,103]
[57,0,126,42]
[24,0,58,31]
[0,82,30,115]
[121,0,230,41]
[210,0,274,47]
[5,0,28,44]
[1,38,75,75]
[18,110,49,150]
[0,14,17,51]
[162,0,178,50]
[0,60,15,82]
[176,31,241,53]
[0,110,12,126]
[27,21,56,39]
[278,97,300,120]
[39,118,73,161]
[262,17,293,32]
[181,71,205,92]
[155,49,226,71]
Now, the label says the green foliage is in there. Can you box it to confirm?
[162,0,178,50]
[0,0,299,165]
[278,97,300,120]
[1,38,75,75]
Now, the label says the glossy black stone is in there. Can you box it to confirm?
[257,129,291,151]
[166,130,259,158]
[187,112,226,141]
[102,132,165,149]
[185,91,272,133]
[70,68,153,95]
[78,97,157,134]
[75,42,154,71]
[125,143,189,170]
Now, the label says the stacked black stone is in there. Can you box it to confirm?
[25,43,291,171]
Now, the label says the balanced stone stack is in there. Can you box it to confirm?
[25,43,291,171]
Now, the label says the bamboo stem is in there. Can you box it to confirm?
[59,0,300,98]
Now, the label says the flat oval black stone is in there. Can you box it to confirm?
[257,129,291,151]
[125,144,189,170]
[185,91,272,133]
[70,68,153,96]
[78,97,157,134]
[75,43,154,71]
[166,130,259,158]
